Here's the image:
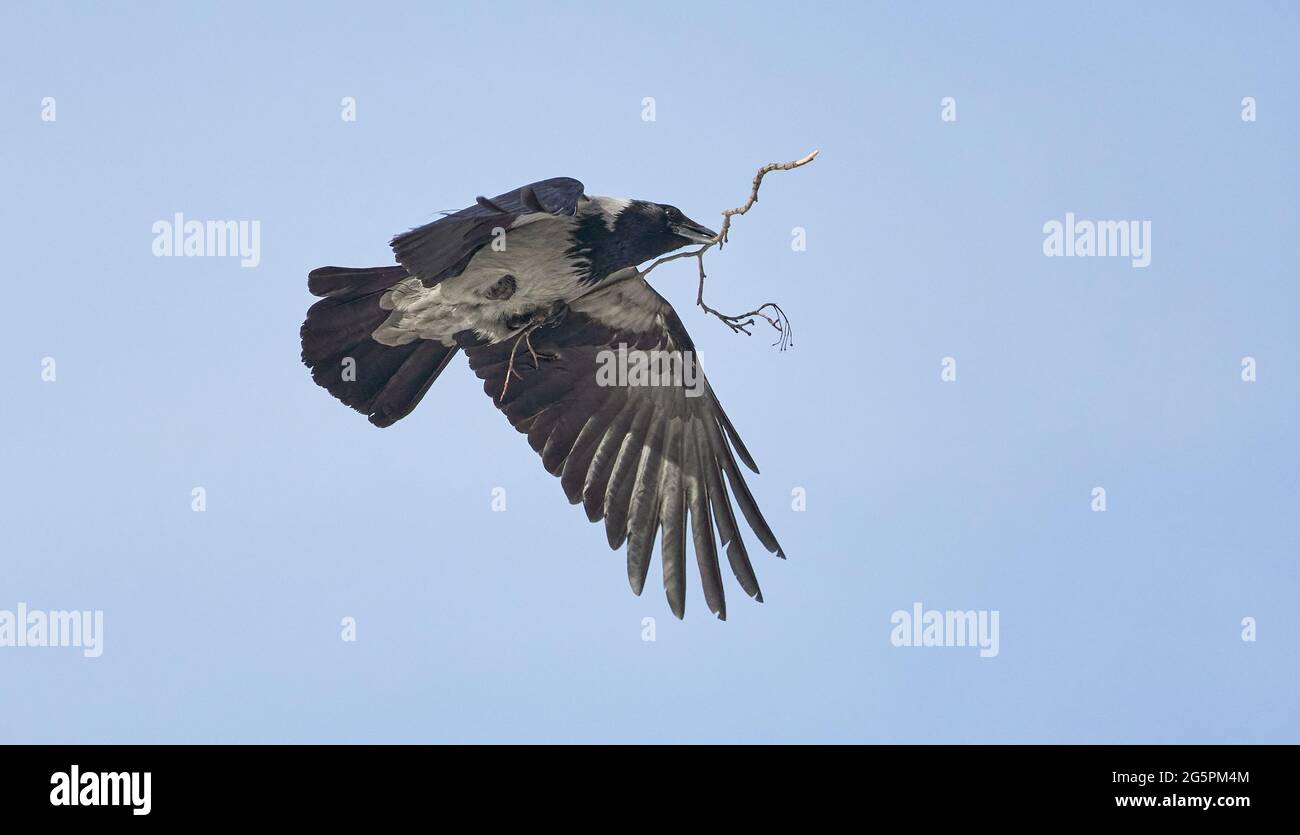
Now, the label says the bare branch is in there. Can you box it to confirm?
[692,251,793,350]
[640,245,707,278]
[640,149,818,351]
[717,149,819,248]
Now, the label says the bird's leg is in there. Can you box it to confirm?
[523,330,550,368]
[498,329,534,402]
[522,300,567,365]
[498,302,569,402]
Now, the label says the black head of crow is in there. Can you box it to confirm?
[301,177,785,620]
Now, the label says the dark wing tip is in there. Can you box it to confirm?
[519,185,546,213]
[714,408,760,474]
[475,194,510,213]
[529,177,585,215]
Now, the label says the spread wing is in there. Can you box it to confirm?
[390,177,585,286]
[458,271,785,620]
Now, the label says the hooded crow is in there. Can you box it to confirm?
[301,177,784,619]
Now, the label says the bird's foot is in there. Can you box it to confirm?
[498,302,569,402]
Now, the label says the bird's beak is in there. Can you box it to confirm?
[670,219,718,244]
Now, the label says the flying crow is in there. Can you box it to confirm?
[300,177,785,619]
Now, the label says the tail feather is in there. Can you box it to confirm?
[301,265,458,427]
[308,265,410,299]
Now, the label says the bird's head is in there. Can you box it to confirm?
[578,197,720,279]
[656,203,718,247]
[609,200,718,258]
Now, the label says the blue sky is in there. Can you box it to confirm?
[1,1,1296,743]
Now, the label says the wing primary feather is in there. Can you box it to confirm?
[541,403,594,475]
[559,396,623,504]
[710,394,761,474]
[688,423,726,620]
[658,421,687,619]
[708,419,785,558]
[603,398,656,549]
[625,415,667,596]
[705,453,763,601]
[581,403,638,522]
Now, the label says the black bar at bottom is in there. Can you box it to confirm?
[3,744,1278,820]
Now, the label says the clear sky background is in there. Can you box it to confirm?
[1,2,1296,743]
